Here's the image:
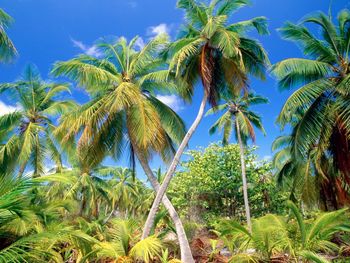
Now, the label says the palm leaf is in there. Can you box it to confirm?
[272,58,333,90]
[129,236,163,262]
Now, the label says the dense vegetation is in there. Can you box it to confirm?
[1,0,350,262]
[168,144,287,223]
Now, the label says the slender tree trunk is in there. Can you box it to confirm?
[80,186,87,217]
[18,162,27,178]
[92,198,99,219]
[133,144,195,263]
[142,93,208,241]
[235,118,252,233]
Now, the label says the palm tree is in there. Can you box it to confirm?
[272,135,338,211]
[0,8,17,63]
[216,201,350,262]
[143,0,270,241]
[86,219,163,262]
[52,36,194,261]
[97,167,150,219]
[0,175,96,263]
[206,93,267,231]
[41,168,110,219]
[39,165,146,221]
[0,65,76,177]
[39,134,146,221]
[272,9,350,207]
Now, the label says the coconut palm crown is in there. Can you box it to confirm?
[167,0,270,105]
[272,9,350,206]
[206,92,267,145]
[52,35,186,164]
[0,65,76,177]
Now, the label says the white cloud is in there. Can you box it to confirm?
[262,155,272,161]
[135,37,145,50]
[147,23,170,37]
[0,101,20,116]
[156,95,183,112]
[71,38,102,57]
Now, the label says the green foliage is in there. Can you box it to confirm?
[168,0,270,106]
[0,8,17,63]
[52,35,187,166]
[0,175,97,263]
[168,143,287,223]
[216,203,350,262]
[0,168,167,262]
[85,219,162,262]
[1,2,350,262]
[272,9,350,210]
[0,65,76,177]
[207,92,267,145]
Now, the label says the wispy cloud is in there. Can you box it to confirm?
[71,38,102,57]
[147,23,170,37]
[135,37,145,50]
[0,101,20,116]
[127,1,138,8]
[156,95,183,112]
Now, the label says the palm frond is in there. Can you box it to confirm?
[229,17,269,35]
[272,58,333,90]
[0,8,17,63]
[276,79,331,127]
[147,95,186,146]
[216,0,251,16]
[129,236,163,262]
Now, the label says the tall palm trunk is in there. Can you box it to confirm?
[235,118,252,233]
[142,93,208,240]
[133,145,194,263]
[18,162,27,178]
[80,186,87,217]
[320,177,338,211]
[331,123,350,207]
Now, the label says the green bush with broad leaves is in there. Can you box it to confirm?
[168,143,288,223]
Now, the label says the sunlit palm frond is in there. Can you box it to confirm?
[0,8,17,63]
[129,236,163,262]
[272,58,333,90]
[52,57,122,90]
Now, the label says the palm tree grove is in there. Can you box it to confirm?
[1,0,350,262]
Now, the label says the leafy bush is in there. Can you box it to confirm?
[168,143,288,223]
[215,202,350,262]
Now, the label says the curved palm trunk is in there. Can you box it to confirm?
[142,93,208,241]
[235,118,252,233]
[133,146,194,263]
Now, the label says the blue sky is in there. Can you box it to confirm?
[0,0,348,173]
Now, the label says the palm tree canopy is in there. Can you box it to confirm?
[271,10,350,207]
[206,93,267,145]
[272,9,350,145]
[166,0,270,106]
[0,65,77,176]
[52,35,187,165]
[272,135,323,207]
